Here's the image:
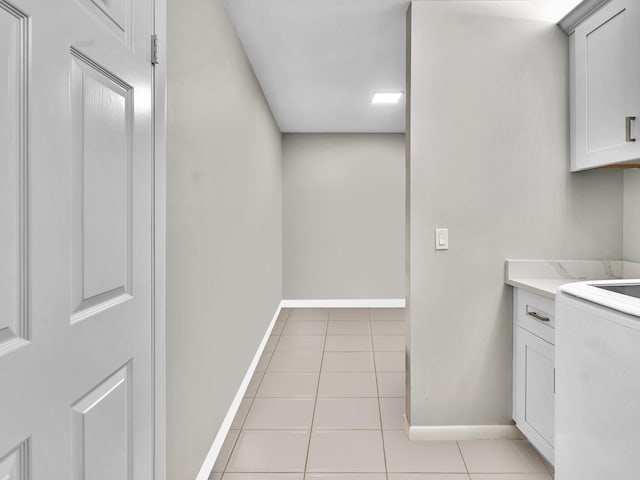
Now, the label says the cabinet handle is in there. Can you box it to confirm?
[527,311,550,322]
[626,116,636,142]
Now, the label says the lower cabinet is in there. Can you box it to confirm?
[513,288,555,465]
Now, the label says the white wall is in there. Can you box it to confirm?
[282,133,405,300]
[407,1,624,427]
[624,170,640,262]
[166,0,282,477]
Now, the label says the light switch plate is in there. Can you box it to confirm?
[435,228,448,250]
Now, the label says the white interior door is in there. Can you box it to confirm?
[0,0,156,478]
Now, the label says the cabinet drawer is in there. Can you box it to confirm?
[514,288,555,344]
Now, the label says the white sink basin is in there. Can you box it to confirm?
[560,279,640,318]
[594,283,640,299]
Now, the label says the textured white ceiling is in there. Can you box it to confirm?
[224,0,584,134]
[224,0,409,133]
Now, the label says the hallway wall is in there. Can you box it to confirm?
[406,1,623,428]
[166,0,282,477]
[282,133,405,300]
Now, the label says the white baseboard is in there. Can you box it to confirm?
[280,298,405,308]
[195,302,283,480]
[406,419,523,441]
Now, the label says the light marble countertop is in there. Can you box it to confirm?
[505,259,640,299]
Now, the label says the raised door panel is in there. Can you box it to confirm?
[70,49,133,323]
[572,0,640,170]
[89,0,128,30]
[75,0,132,46]
[0,1,27,352]
[71,364,130,480]
[0,440,29,480]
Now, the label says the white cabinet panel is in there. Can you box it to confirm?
[585,10,626,152]
[522,330,555,446]
[571,0,640,170]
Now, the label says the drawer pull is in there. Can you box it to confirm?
[527,311,550,322]
[626,116,636,142]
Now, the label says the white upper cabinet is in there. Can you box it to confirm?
[564,0,640,171]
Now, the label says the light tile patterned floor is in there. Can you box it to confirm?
[210,308,554,480]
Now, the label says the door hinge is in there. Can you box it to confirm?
[151,34,159,65]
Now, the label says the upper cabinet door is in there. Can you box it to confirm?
[571,0,640,171]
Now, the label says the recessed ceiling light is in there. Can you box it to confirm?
[371,92,403,104]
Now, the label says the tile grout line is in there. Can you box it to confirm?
[215,428,240,479]
[256,307,290,389]
[249,307,290,399]
[253,306,291,378]
[455,440,471,479]
[370,308,391,480]
[301,308,330,477]
[218,308,292,478]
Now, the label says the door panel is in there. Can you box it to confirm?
[75,0,133,46]
[0,0,28,351]
[0,439,29,480]
[71,363,130,480]
[71,49,133,322]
